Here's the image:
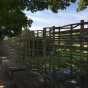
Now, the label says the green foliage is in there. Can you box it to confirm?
[0,0,88,39]
[0,0,32,39]
[27,0,76,13]
[77,0,88,11]
[57,49,88,75]
[0,0,77,40]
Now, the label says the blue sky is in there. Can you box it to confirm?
[25,2,88,30]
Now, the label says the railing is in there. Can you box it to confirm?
[16,20,88,72]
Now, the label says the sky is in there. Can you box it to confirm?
[25,2,88,30]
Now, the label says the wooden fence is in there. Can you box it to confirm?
[15,20,88,72]
[19,20,88,56]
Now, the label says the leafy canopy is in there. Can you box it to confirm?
[0,0,88,39]
[77,0,88,11]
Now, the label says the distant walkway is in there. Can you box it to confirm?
[0,40,17,65]
[0,63,9,81]
[0,40,17,81]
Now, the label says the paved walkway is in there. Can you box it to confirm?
[0,64,9,81]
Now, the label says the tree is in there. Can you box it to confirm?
[0,0,77,40]
[77,0,88,11]
[0,0,88,40]
[0,0,32,40]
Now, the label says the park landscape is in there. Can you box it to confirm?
[0,0,88,88]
